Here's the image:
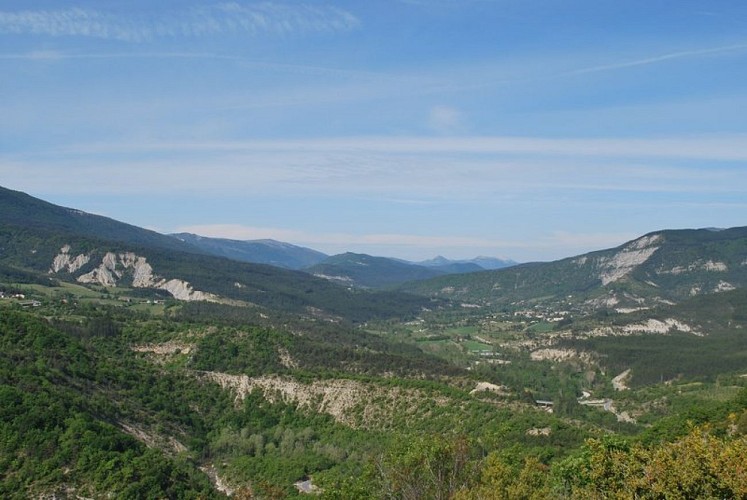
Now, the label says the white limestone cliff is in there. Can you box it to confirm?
[597,234,661,286]
[50,245,90,273]
[51,246,218,302]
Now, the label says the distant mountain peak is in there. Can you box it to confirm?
[418,255,517,271]
[421,256,451,266]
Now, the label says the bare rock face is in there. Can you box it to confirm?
[50,245,90,273]
[658,259,729,276]
[201,372,447,429]
[78,252,119,286]
[597,234,661,286]
[78,265,118,287]
[131,257,156,287]
[158,279,217,302]
[51,245,218,302]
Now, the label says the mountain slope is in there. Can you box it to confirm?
[306,252,448,288]
[0,187,437,322]
[400,227,747,310]
[171,232,328,270]
[0,186,202,254]
[558,288,747,386]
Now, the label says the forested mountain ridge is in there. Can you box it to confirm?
[305,252,447,288]
[0,186,203,254]
[0,187,437,322]
[401,227,747,310]
[171,232,329,270]
[417,255,517,271]
[169,234,515,278]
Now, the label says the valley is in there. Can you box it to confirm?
[0,186,746,498]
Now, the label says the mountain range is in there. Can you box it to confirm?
[2,185,745,311]
[0,186,435,322]
[168,232,516,289]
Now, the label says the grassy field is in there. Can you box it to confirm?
[4,281,170,316]
[445,325,479,335]
[462,339,493,352]
[527,321,555,334]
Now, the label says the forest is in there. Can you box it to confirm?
[2,288,747,498]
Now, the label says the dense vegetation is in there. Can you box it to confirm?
[3,290,745,498]
[0,310,219,498]
[2,187,747,497]
[559,289,747,386]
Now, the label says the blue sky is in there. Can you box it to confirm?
[2,1,747,261]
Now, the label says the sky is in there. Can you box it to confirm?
[2,0,747,262]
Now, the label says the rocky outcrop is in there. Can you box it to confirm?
[530,348,595,364]
[597,234,661,286]
[50,245,90,273]
[52,245,219,302]
[658,260,729,275]
[612,369,632,391]
[118,421,187,455]
[132,342,194,355]
[201,372,447,429]
[158,279,216,301]
[585,318,703,338]
[77,253,119,286]
[470,381,508,395]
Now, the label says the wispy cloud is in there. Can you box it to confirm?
[427,40,747,97]
[566,42,747,77]
[4,140,743,203]
[0,3,359,42]
[57,134,747,162]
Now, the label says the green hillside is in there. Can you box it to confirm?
[0,186,201,254]
[400,227,747,310]
[558,288,747,386]
[306,252,447,288]
[2,295,746,498]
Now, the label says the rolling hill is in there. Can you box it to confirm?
[305,252,444,288]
